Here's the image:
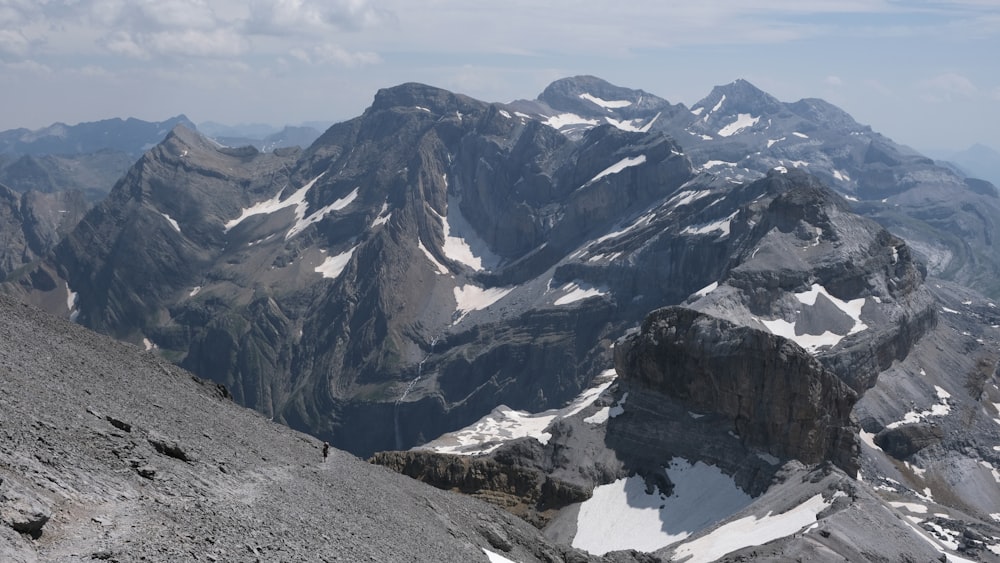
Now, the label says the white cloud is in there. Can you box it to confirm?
[245,0,385,35]
[919,72,979,102]
[824,75,843,87]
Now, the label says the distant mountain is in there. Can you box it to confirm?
[944,143,1000,188]
[198,120,329,152]
[0,115,195,156]
[0,115,197,201]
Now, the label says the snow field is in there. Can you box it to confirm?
[671,492,838,563]
[452,285,513,324]
[430,192,501,272]
[578,92,632,109]
[572,458,752,556]
[717,113,759,137]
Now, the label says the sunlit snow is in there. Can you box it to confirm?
[225,173,324,233]
[605,112,660,133]
[582,155,646,188]
[886,385,952,429]
[792,131,809,139]
[544,113,600,130]
[421,370,617,455]
[418,239,450,275]
[672,493,835,563]
[430,193,501,272]
[160,212,181,234]
[693,281,719,298]
[573,458,752,556]
[482,548,517,563]
[759,284,867,353]
[579,92,632,109]
[452,284,513,324]
[554,281,609,305]
[286,187,359,240]
[717,113,759,137]
[669,190,714,207]
[314,246,356,280]
[682,212,738,238]
[702,160,736,169]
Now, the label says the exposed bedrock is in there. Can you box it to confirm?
[614,306,861,475]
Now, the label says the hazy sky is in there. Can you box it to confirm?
[2,0,998,153]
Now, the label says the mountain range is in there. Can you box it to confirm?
[3,75,1000,561]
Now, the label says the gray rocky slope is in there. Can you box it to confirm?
[0,293,643,563]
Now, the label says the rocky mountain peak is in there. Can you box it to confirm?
[369,82,486,116]
[538,75,670,113]
[692,78,784,117]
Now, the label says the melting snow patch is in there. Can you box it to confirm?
[759,284,867,353]
[767,137,785,148]
[605,114,659,133]
[160,213,181,234]
[371,202,391,228]
[583,155,647,188]
[314,246,356,280]
[573,458,752,556]
[143,338,155,351]
[554,281,609,306]
[886,386,952,429]
[702,160,736,169]
[498,109,511,119]
[717,113,759,137]
[682,212,738,238]
[669,189,713,208]
[422,370,616,455]
[584,392,627,425]
[482,549,517,563]
[579,92,632,109]
[431,194,501,272]
[774,166,788,174]
[710,95,726,114]
[693,281,719,298]
[833,170,851,182]
[287,187,359,240]
[189,286,201,297]
[418,239,450,275]
[225,173,324,233]
[672,493,833,563]
[792,132,809,139]
[453,285,513,323]
[859,430,883,452]
[544,113,600,130]
[691,107,704,116]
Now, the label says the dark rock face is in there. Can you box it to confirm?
[0,183,88,281]
[873,423,942,459]
[370,444,589,528]
[614,307,860,475]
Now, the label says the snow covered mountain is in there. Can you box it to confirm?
[4,77,1000,561]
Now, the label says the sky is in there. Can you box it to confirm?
[1,0,998,154]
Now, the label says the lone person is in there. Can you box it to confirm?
[322,441,330,462]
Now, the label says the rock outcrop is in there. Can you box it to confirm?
[614,306,860,475]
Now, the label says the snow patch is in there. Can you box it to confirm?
[702,160,736,169]
[453,285,513,324]
[573,458,752,556]
[418,239,450,275]
[160,212,181,234]
[579,92,632,109]
[767,137,785,148]
[189,286,201,297]
[287,187,358,240]
[605,112,660,133]
[759,284,867,353]
[422,370,616,455]
[583,155,647,188]
[584,392,627,425]
[833,170,851,182]
[710,95,726,114]
[482,549,517,563]
[668,189,713,207]
[717,113,759,137]
[691,107,704,116]
[774,166,788,174]
[672,493,834,563]
[682,212,738,238]
[693,281,719,298]
[314,246,356,280]
[792,131,809,138]
[430,194,501,272]
[554,281,609,306]
[371,202,391,228]
[225,173,324,233]
[498,109,511,119]
[544,113,599,130]
[143,338,155,351]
